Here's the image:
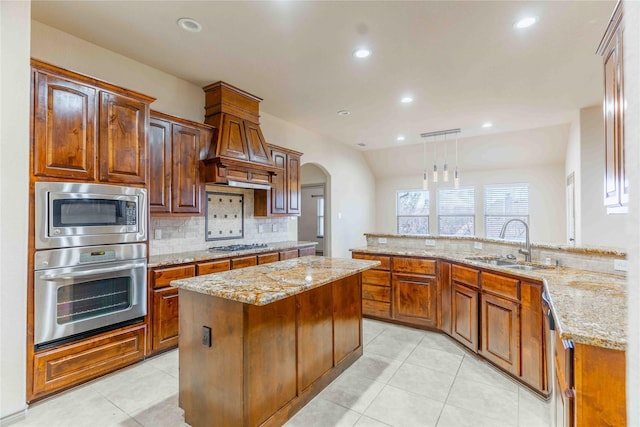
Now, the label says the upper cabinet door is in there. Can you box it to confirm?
[218,114,248,160]
[33,72,97,180]
[244,120,272,165]
[270,148,287,215]
[148,117,172,213]
[99,92,147,184]
[171,123,202,214]
[287,153,301,215]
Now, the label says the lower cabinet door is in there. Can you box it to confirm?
[392,273,437,328]
[152,287,179,352]
[32,324,146,400]
[451,283,479,352]
[479,293,520,375]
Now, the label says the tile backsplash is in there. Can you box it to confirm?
[150,186,297,256]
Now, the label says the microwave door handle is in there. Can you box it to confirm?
[39,263,143,281]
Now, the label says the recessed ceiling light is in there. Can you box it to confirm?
[482,122,493,128]
[357,143,367,147]
[352,48,371,59]
[337,110,351,116]
[401,96,414,104]
[177,17,202,33]
[513,16,538,29]
[396,135,406,142]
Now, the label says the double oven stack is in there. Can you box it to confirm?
[33,182,147,350]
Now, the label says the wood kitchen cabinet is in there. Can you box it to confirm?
[352,253,392,320]
[149,111,214,215]
[254,145,302,217]
[598,1,627,213]
[298,246,316,257]
[392,257,437,328]
[450,264,480,352]
[31,59,154,184]
[437,261,452,334]
[279,249,299,260]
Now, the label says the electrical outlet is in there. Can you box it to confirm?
[154,229,162,240]
[272,223,278,232]
[258,225,264,233]
[424,239,436,247]
[202,326,212,347]
[378,237,388,244]
[474,242,483,249]
[614,259,628,272]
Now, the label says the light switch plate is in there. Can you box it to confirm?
[378,237,388,244]
[425,239,436,247]
[614,259,628,271]
[154,229,162,240]
[474,242,483,249]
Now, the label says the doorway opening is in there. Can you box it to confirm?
[299,163,330,256]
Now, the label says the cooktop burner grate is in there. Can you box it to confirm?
[208,243,269,252]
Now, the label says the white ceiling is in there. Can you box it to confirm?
[31,1,614,151]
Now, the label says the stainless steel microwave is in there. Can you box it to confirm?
[35,182,147,249]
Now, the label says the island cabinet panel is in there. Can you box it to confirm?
[279,249,299,260]
[32,324,145,399]
[98,92,147,184]
[246,299,297,427]
[520,281,546,393]
[298,246,316,257]
[479,293,520,375]
[196,259,231,275]
[333,275,362,364]
[32,71,97,180]
[257,252,280,265]
[392,273,437,328]
[232,255,258,269]
[438,261,452,334]
[451,282,478,352]
[297,285,334,391]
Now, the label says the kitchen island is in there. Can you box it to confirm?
[170,256,380,427]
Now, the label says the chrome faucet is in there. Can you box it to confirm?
[499,219,531,262]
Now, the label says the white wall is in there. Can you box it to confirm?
[375,165,566,244]
[565,112,582,245]
[0,0,30,419]
[625,0,640,422]
[580,106,627,249]
[261,112,375,257]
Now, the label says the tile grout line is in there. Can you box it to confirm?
[433,352,465,426]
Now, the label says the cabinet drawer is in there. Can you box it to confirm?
[392,257,436,275]
[298,246,316,257]
[231,256,257,269]
[32,324,146,398]
[257,252,279,264]
[363,284,391,302]
[152,265,196,289]
[362,270,391,286]
[352,253,390,270]
[196,259,230,275]
[452,264,479,288]
[279,249,299,260]
[481,272,519,301]
[363,300,391,318]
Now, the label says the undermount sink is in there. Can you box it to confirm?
[465,257,547,271]
[503,264,545,271]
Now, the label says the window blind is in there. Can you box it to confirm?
[437,187,475,236]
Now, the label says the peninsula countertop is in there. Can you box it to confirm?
[170,256,380,306]
[351,245,627,351]
[148,240,317,268]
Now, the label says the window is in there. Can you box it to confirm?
[316,196,324,237]
[437,187,475,236]
[484,184,529,241]
[396,190,429,235]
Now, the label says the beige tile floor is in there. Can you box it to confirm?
[5,319,551,427]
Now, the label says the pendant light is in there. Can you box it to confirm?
[454,133,460,189]
[432,141,438,183]
[443,136,449,182]
[422,139,428,189]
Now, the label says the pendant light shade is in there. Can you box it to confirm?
[420,128,461,188]
[422,139,428,189]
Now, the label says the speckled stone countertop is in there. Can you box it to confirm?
[170,256,380,306]
[352,246,627,351]
[148,241,317,268]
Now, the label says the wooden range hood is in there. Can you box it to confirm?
[201,81,281,189]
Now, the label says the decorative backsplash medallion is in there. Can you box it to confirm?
[206,192,244,241]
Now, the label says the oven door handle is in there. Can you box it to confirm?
[39,263,145,281]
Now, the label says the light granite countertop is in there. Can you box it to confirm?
[170,256,380,306]
[148,241,317,268]
[352,246,627,351]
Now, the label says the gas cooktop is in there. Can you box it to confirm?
[208,243,269,252]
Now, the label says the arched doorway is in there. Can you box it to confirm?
[299,163,330,256]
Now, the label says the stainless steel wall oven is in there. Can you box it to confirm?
[34,243,147,350]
